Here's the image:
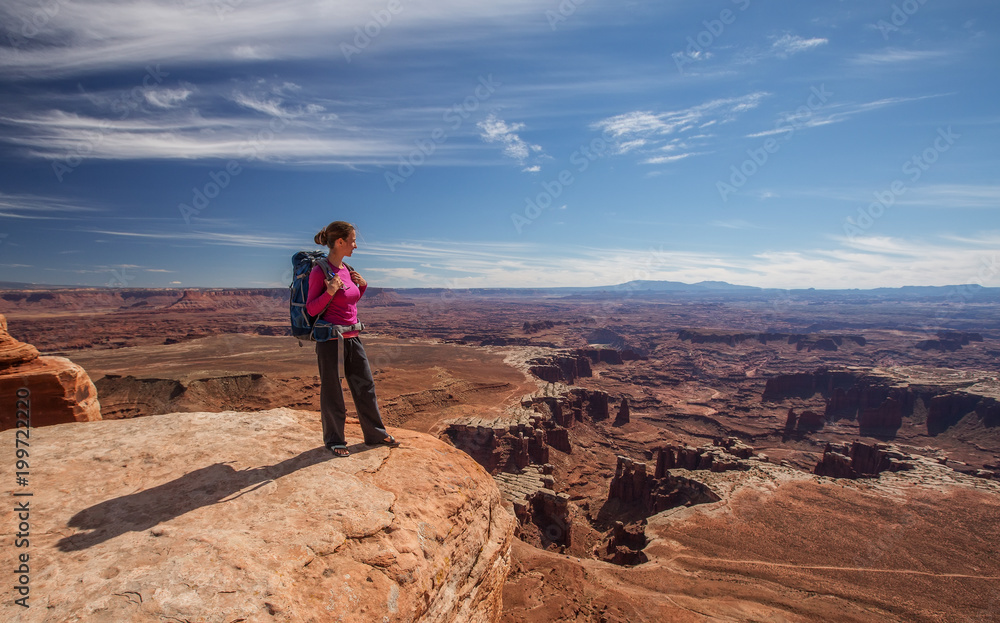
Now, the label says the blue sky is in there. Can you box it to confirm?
[0,0,997,289]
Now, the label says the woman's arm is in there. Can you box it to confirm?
[306,265,341,316]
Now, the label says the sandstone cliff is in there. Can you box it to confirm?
[0,313,100,430]
[0,409,514,622]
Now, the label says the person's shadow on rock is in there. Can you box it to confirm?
[56,444,361,552]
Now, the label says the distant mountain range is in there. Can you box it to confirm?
[2,280,998,300]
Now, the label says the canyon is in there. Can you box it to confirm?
[1,283,999,621]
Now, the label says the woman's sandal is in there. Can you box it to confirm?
[328,444,350,457]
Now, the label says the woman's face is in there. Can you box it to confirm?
[337,231,357,256]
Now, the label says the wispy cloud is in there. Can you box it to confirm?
[0,192,101,220]
[765,183,997,209]
[711,219,765,230]
[144,88,193,109]
[770,34,829,58]
[477,113,543,166]
[87,229,301,249]
[0,103,409,164]
[593,92,768,165]
[358,236,1000,289]
[0,0,547,78]
[895,184,1000,209]
[744,94,949,138]
[850,48,952,65]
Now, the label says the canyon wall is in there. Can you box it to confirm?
[0,313,100,430]
[763,366,1000,437]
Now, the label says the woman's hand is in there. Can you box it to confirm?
[349,270,366,288]
[325,274,344,295]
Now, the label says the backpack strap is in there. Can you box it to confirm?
[312,257,335,325]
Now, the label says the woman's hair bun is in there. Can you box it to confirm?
[315,221,354,248]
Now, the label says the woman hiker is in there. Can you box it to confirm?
[306,220,399,457]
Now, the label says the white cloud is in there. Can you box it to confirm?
[744,94,949,139]
[357,237,1000,289]
[895,185,1000,209]
[144,88,193,109]
[711,219,764,230]
[850,49,952,65]
[593,93,767,165]
[642,153,694,165]
[477,113,542,166]
[0,107,409,164]
[0,192,101,220]
[770,34,828,57]
[0,0,548,78]
[88,229,302,249]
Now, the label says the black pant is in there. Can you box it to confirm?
[316,336,389,447]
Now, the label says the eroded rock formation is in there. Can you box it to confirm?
[601,520,648,566]
[814,441,914,479]
[607,438,754,517]
[527,353,592,384]
[496,465,573,551]
[0,313,101,430]
[607,454,722,516]
[443,412,552,473]
[615,396,630,426]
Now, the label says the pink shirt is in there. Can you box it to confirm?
[305,262,367,329]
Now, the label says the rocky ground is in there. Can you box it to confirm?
[0,409,513,623]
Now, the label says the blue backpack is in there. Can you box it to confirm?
[289,251,362,342]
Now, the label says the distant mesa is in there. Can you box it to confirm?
[523,319,575,334]
[678,329,866,350]
[0,313,101,430]
[915,332,983,352]
[763,366,1000,437]
[363,287,415,307]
